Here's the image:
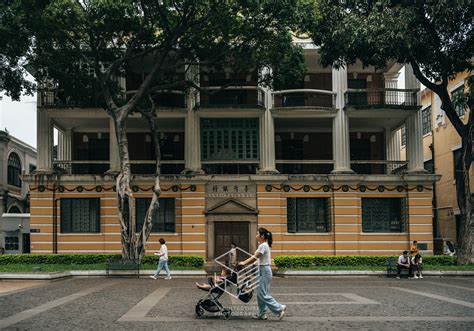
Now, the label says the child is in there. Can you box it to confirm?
[195,268,233,290]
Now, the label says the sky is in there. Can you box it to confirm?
[0,73,37,148]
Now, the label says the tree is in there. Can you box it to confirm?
[14,0,305,261]
[304,0,474,263]
[0,0,40,100]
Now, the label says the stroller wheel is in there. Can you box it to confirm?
[222,309,232,320]
[195,305,204,317]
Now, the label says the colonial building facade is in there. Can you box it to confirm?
[0,130,36,254]
[24,47,438,259]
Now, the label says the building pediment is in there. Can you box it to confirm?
[205,198,258,214]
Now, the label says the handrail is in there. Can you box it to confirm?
[345,88,419,93]
[276,160,334,164]
[54,160,184,164]
[272,89,336,96]
[201,85,265,92]
[202,160,259,164]
[350,160,408,164]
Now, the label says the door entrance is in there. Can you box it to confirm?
[214,222,249,262]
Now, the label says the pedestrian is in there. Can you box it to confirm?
[410,253,423,279]
[396,250,411,279]
[410,240,418,257]
[150,238,172,280]
[239,227,286,320]
[229,242,237,267]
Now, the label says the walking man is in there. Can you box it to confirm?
[150,238,172,280]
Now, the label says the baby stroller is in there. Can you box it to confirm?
[195,264,257,320]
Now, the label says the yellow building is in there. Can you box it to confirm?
[401,71,473,253]
[24,47,439,259]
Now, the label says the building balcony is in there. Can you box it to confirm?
[350,160,408,175]
[345,88,419,109]
[196,86,265,108]
[53,160,185,175]
[272,89,336,109]
[201,161,259,175]
[276,160,334,174]
[38,88,103,108]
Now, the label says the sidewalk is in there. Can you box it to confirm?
[0,269,472,280]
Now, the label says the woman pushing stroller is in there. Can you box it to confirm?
[239,227,286,320]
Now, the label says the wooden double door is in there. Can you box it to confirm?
[214,222,250,262]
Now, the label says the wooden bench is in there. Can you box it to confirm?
[386,257,410,278]
[106,256,140,278]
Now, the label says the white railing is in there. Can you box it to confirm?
[272,89,336,108]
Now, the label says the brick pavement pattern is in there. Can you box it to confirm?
[0,277,473,330]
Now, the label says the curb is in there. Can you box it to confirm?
[0,269,207,280]
[275,270,474,277]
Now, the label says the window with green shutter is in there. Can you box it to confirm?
[362,198,406,233]
[60,198,100,233]
[287,198,331,233]
[135,198,176,233]
[201,118,259,161]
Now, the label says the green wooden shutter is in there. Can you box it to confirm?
[287,198,297,233]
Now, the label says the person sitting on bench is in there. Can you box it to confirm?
[396,250,412,279]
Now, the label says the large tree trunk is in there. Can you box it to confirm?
[455,126,473,264]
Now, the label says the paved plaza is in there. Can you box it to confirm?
[0,276,473,330]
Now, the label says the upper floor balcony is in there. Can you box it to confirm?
[345,88,419,109]
[196,86,265,109]
[271,89,336,109]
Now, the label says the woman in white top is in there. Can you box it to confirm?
[240,227,286,320]
[150,238,171,280]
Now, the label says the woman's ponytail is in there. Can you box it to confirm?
[258,227,273,247]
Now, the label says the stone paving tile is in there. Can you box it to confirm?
[0,277,473,330]
[0,281,47,295]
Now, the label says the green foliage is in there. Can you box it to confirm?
[0,254,204,267]
[274,255,456,269]
[306,1,474,81]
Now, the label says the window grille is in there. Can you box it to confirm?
[135,198,176,233]
[452,85,465,117]
[287,198,331,233]
[60,198,100,233]
[422,106,432,135]
[362,198,406,233]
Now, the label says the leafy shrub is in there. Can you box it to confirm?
[0,254,204,268]
[273,255,456,268]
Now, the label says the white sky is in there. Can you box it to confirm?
[0,73,37,147]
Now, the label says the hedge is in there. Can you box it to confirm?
[0,254,204,268]
[274,255,457,268]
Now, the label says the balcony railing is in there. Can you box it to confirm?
[53,160,185,175]
[196,86,265,108]
[272,89,336,109]
[276,160,334,174]
[38,88,103,108]
[345,88,419,108]
[350,160,408,175]
[201,160,259,174]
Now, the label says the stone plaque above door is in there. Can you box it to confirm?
[205,182,256,210]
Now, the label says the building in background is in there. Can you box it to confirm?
[401,71,473,254]
[0,130,36,254]
[23,45,438,259]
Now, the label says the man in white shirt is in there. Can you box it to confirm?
[396,250,411,279]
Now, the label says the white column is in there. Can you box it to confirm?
[108,118,120,173]
[406,111,425,172]
[64,129,72,161]
[36,109,53,172]
[404,65,424,172]
[384,72,399,105]
[331,66,352,173]
[259,106,277,173]
[184,94,203,173]
[385,127,401,173]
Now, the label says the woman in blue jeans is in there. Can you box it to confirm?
[240,227,286,320]
[150,238,171,280]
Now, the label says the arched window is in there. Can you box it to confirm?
[7,152,22,187]
[8,206,21,213]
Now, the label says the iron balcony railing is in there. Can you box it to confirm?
[276,160,335,175]
[53,160,185,175]
[272,89,336,109]
[196,86,265,108]
[344,88,419,108]
[350,160,408,175]
[38,88,103,108]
